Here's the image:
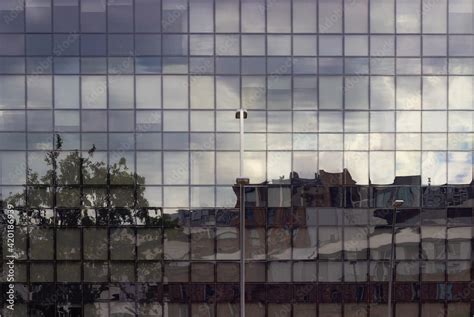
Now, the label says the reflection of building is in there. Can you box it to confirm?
[0,0,473,315]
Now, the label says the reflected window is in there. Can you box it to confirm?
[293,227,317,260]
[344,227,368,260]
[267,261,291,282]
[344,261,368,282]
[319,261,343,282]
[447,227,471,260]
[319,227,342,260]
[164,228,189,260]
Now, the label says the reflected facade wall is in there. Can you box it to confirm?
[0,0,473,316]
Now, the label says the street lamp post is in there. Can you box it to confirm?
[388,199,404,317]
[235,109,248,317]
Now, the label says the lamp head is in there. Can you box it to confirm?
[235,109,248,119]
[392,200,404,208]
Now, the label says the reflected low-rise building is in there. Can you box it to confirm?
[0,0,473,316]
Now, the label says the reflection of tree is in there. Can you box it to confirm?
[4,134,160,226]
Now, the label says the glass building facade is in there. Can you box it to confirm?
[0,0,473,316]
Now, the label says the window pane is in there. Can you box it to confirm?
[107,0,133,32]
[163,76,188,109]
[164,152,188,184]
[422,151,447,185]
[320,77,343,109]
[164,228,189,260]
[0,76,25,109]
[137,152,162,185]
[216,0,239,32]
[370,152,394,184]
[136,76,161,109]
[345,0,368,33]
[191,76,214,109]
[293,0,317,33]
[242,0,264,33]
[109,76,134,109]
[267,0,290,33]
[371,77,395,109]
[26,0,51,32]
[423,77,447,109]
[54,0,79,32]
[191,152,214,184]
[345,77,368,109]
[448,152,472,184]
[27,76,52,108]
[449,76,473,109]
[397,0,421,33]
[135,0,161,32]
[371,0,394,33]
[81,0,106,32]
[423,0,447,33]
[449,0,474,33]
[190,0,213,32]
[82,76,107,109]
[162,0,187,32]
[0,152,26,184]
[319,0,343,33]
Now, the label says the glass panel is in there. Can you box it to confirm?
[319,0,343,33]
[107,0,133,32]
[319,227,342,260]
[293,0,317,33]
[135,0,161,32]
[267,0,290,33]
[345,0,368,33]
[215,0,239,32]
[371,77,395,109]
[26,0,51,32]
[241,0,264,33]
[397,0,421,33]
[163,76,188,109]
[371,0,394,33]
[27,76,52,108]
[1,76,24,111]
[449,0,474,33]
[109,76,134,109]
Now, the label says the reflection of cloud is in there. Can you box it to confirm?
[447,152,472,184]
[370,152,394,184]
[449,77,473,109]
[422,152,447,185]
[396,152,420,176]
[244,152,266,183]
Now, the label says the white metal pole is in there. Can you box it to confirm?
[387,207,396,317]
[240,109,245,178]
[239,108,245,317]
